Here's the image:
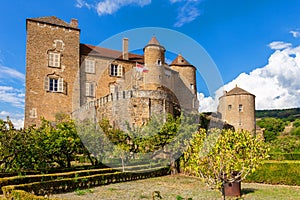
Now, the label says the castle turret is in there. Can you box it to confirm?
[217,85,256,132]
[143,36,165,66]
[170,54,197,95]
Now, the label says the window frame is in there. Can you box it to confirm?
[48,52,61,68]
[85,82,95,97]
[85,59,95,74]
[109,64,123,77]
[44,76,64,93]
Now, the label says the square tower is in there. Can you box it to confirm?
[24,17,80,127]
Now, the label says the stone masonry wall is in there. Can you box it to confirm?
[24,20,80,127]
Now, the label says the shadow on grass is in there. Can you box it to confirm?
[241,188,257,195]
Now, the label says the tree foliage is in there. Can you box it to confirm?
[0,117,87,172]
[182,128,269,191]
[257,117,285,142]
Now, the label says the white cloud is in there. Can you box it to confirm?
[0,111,10,116]
[95,0,151,16]
[0,86,25,108]
[268,41,292,50]
[0,111,24,129]
[0,65,25,82]
[75,0,92,9]
[172,0,202,27]
[198,92,219,112]
[290,30,300,38]
[10,118,24,129]
[199,41,300,112]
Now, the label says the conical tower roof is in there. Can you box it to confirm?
[221,85,255,97]
[170,54,192,66]
[148,36,160,45]
[143,36,165,51]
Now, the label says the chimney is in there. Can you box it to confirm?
[70,18,78,28]
[123,38,129,60]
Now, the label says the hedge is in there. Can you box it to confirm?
[0,162,164,193]
[2,167,169,198]
[268,153,300,161]
[245,161,300,185]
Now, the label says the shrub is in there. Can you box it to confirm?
[245,161,300,185]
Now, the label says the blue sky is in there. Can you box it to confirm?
[1,0,300,128]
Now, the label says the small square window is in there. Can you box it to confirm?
[48,52,61,68]
[228,105,232,110]
[85,59,95,73]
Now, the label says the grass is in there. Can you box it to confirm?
[51,175,300,199]
[74,188,94,196]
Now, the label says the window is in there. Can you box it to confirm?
[86,82,95,97]
[190,84,194,90]
[157,59,162,65]
[228,105,232,110]
[48,52,61,68]
[109,64,123,77]
[29,108,37,118]
[239,104,243,112]
[44,77,64,92]
[85,59,95,73]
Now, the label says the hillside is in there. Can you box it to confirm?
[256,108,300,121]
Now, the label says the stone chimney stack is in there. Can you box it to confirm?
[70,18,78,28]
[123,38,129,60]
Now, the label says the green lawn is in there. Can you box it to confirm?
[51,175,300,200]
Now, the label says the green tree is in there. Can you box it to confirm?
[257,117,285,142]
[182,128,269,195]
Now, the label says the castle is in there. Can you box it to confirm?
[24,16,255,132]
[24,16,198,129]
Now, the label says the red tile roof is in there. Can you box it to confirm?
[170,54,192,66]
[80,44,144,63]
[222,86,255,97]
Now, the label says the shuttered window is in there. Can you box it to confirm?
[44,77,64,93]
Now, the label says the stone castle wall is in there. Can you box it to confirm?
[72,90,180,130]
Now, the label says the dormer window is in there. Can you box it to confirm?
[48,52,61,68]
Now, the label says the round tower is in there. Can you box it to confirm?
[143,36,165,66]
[169,54,197,94]
[217,85,256,132]
[142,36,166,91]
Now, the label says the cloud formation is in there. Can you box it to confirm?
[172,0,202,27]
[290,30,300,38]
[0,65,25,82]
[0,86,25,108]
[199,41,300,112]
[76,0,151,15]
[75,0,202,27]
[268,41,292,50]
